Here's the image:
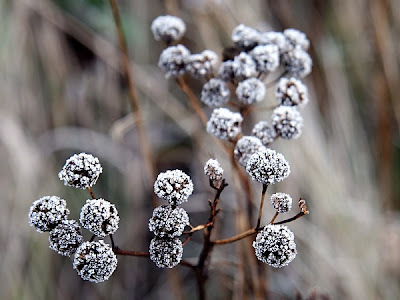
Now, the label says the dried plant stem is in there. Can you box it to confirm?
[256,184,268,229]
[272,212,307,225]
[213,227,258,245]
[87,187,96,199]
[269,212,279,224]
[183,222,213,234]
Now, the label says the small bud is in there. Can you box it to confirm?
[251,121,277,146]
[49,219,84,256]
[250,44,280,73]
[151,15,186,44]
[276,77,309,107]
[271,106,303,140]
[282,46,312,78]
[234,136,266,167]
[270,192,293,213]
[232,52,257,81]
[185,50,218,78]
[158,45,190,78]
[236,78,266,105]
[149,205,190,238]
[154,170,194,205]
[232,24,260,51]
[206,108,243,141]
[201,79,230,107]
[204,159,224,182]
[149,237,183,268]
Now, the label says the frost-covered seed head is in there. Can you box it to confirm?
[201,79,230,107]
[276,77,309,107]
[231,24,260,51]
[158,45,190,78]
[185,50,218,78]
[151,15,186,44]
[252,121,277,146]
[234,136,266,167]
[28,196,70,232]
[246,149,290,184]
[253,224,297,268]
[80,199,120,238]
[149,237,183,268]
[271,106,303,140]
[204,159,224,182]
[148,205,189,238]
[218,60,235,82]
[232,52,257,81]
[73,240,117,283]
[250,44,280,73]
[283,28,309,50]
[270,192,293,213]
[236,78,266,105]
[154,170,194,205]
[258,31,289,54]
[58,153,102,189]
[282,46,312,78]
[49,219,84,256]
[206,108,243,141]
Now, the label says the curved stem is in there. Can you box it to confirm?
[213,227,258,245]
[256,184,268,229]
[269,212,279,224]
[272,212,307,225]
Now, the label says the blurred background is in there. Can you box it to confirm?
[1,0,400,299]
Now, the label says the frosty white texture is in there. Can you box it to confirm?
[149,205,189,238]
[271,106,303,140]
[154,170,194,205]
[276,77,309,107]
[206,108,243,141]
[151,15,186,43]
[149,237,183,268]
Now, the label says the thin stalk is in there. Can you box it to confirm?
[269,212,279,224]
[87,187,96,199]
[213,228,258,245]
[272,212,307,225]
[256,184,268,229]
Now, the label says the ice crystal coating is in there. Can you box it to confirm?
[149,237,183,268]
[271,106,303,140]
[73,240,117,283]
[201,78,230,107]
[283,28,309,50]
[258,31,289,54]
[204,159,224,182]
[58,153,103,189]
[151,15,186,44]
[158,45,190,78]
[185,50,218,78]
[148,205,189,238]
[276,77,309,107]
[80,199,120,238]
[234,136,266,167]
[250,44,280,73]
[252,121,277,146]
[154,170,194,205]
[270,192,293,213]
[218,60,235,82]
[246,149,290,184]
[49,219,84,256]
[282,46,312,78]
[236,78,266,105]
[253,224,297,268]
[206,108,243,141]
[232,52,257,81]
[231,24,260,50]
[28,196,70,232]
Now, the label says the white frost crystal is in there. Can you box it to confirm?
[252,121,277,146]
[149,205,189,238]
[232,24,260,50]
[270,192,292,213]
[250,44,280,73]
[158,45,190,78]
[149,237,183,268]
[151,15,186,43]
[206,108,243,141]
[204,159,224,181]
[283,28,309,50]
[234,136,266,167]
[201,78,230,107]
[276,77,309,107]
[185,50,218,78]
[232,52,257,81]
[258,31,289,54]
[271,106,303,140]
[154,170,194,205]
[49,219,84,256]
[236,78,266,105]
[282,46,312,78]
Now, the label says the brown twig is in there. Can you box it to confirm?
[272,212,307,225]
[256,184,268,229]
[87,187,96,199]
[269,212,279,224]
[213,227,259,245]
[183,222,213,234]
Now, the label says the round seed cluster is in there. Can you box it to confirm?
[28,196,70,232]
[252,121,277,146]
[201,78,230,107]
[218,60,235,82]
[258,31,289,54]
[80,199,120,238]
[283,28,310,50]
[158,45,190,78]
[73,240,118,283]
[236,78,266,105]
[185,50,218,78]
[49,219,84,256]
[282,46,312,78]
[253,224,297,268]
[250,44,280,73]
[234,136,266,167]
[246,149,290,185]
[204,159,224,182]
[270,192,293,213]
[232,52,257,81]
[276,77,308,107]
[151,15,186,44]
[206,108,243,141]
[149,237,183,268]
[232,24,260,51]
[154,170,194,205]
[271,106,303,140]
[148,205,189,238]
[58,153,103,189]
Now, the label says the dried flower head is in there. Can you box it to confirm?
[58,153,103,189]
[218,60,235,82]
[158,45,190,78]
[204,159,224,182]
[231,24,260,51]
[246,149,290,185]
[28,196,70,232]
[154,170,194,205]
[149,205,189,238]
[276,77,309,107]
[272,106,303,140]
[232,52,257,81]
[252,121,277,146]
[236,78,266,105]
[185,50,218,78]
[151,15,186,44]
[270,192,293,213]
[282,46,312,78]
[250,44,280,73]
[73,240,117,283]
[253,224,297,268]
[80,199,120,238]
[149,237,183,268]
[234,136,266,167]
[283,28,309,50]
[201,78,230,107]
[49,219,84,256]
[206,108,243,141]
[258,31,289,54]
